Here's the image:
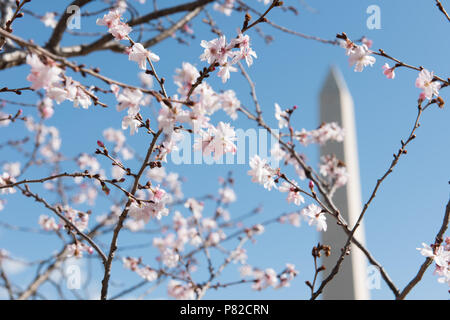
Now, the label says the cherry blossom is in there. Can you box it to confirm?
[417,240,450,286]
[128,189,170,223]
[382,63,396,79]
[63,206,89,232]
[217,63,237,83]
[200,36,231,65]
[115,87,145,115]
[279,182,305,206]
[67,243,93,258]
[274,103,289,129]
[213,0,235,16]
[162,248,180,268]
[280,212,302,227]
[128,43,160,70]
[96,10,132,41]
[219,90,240,120]
[270,143,286,161]
[26,54,62,90]
[139,71,154,88]
[38,97,54,119]
[174,62,200,96]
[184,198,204,219]
[295,122,344,146]
[136,267,158,282]
[0,173,16,195]
[252,268,279,290]
[168,280,196,300]
[40,12,57,28]
[96,10,122,28]
[122,115,140,135]
[219,187,237,204]
[300,204,327,232]
[348,44,376,72]
[3,162,20,178]
[320,155,348,188]
[248,155,277,191]
[415,69,441,100]
[38,215,60,231]
[417,243,449,269]
[194,122,237,160]
[231,33,257,66]
[78,153,100,174]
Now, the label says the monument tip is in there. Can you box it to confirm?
[320,65,351,97]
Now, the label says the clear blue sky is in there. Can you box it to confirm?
[0,0,449,300]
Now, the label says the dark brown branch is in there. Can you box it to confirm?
[46,0,94,51]
[18,185,108,264]
[100,129,163,300]
[435,0,450,22]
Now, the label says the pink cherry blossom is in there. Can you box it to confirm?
[200,36,232,65]
[96,10,132,41]
[66,243,93,258]
[213,0,235,16]
[116,88,144,115]
[0,173,16,195]
[194,122,237,160]
[300,204,327,232]
[279,182,305,206]
[219,187,237,204]
[136,266,158,281]
[348,44,376,72]
[26,54,62,90]
[248,155,277,191]
[274,103,289,129]
[96,10,122,28]
[162,248,180,268]
[168,280,196,300]
[219,90,240,120]
[41,12,57,28]
[174,62,200,96]
[217,63,237,83]
[38,215,60,231]
[121,115,140,135]
[382,63,396,79]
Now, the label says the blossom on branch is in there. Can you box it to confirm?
[415,69,441,100]
[128,43,160,70]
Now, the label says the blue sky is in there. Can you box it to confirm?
[0,0,449,300]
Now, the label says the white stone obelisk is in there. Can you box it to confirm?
[319,66,369,300]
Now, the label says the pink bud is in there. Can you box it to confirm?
[97,140,105,148]
[309,180,314,190]
[418,92,426,102]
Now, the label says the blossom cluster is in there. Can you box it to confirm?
[26,54,94,117]
[240,263,299,290]
[200,32,257,83]
[339,37,442,101]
